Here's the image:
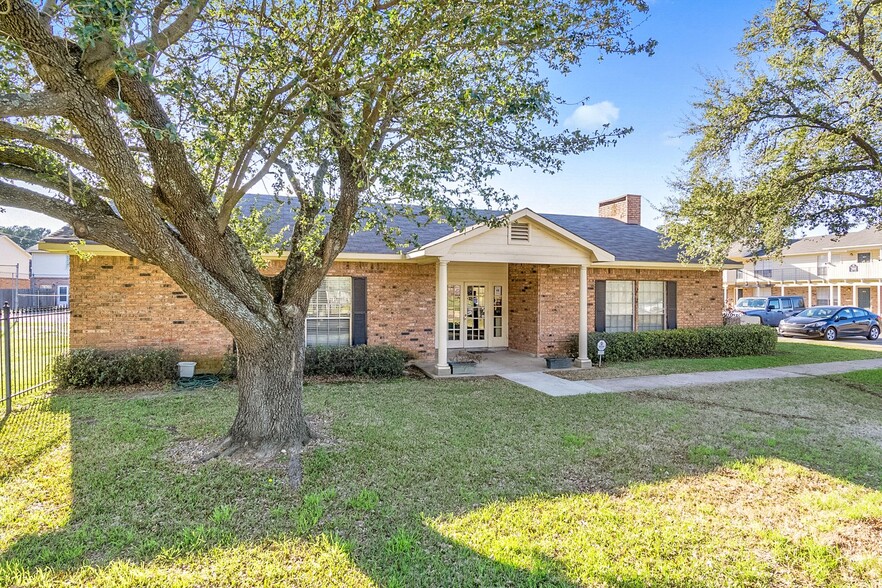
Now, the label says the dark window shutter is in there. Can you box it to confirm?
[352,277,367,346]
[665,281,677,330]
[594,280,606,333]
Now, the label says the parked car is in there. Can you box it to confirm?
[778,306,881,341]
[733,296,806,327]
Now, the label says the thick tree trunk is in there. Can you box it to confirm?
[229,311,311,451]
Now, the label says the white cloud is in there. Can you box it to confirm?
[565,101,620,130]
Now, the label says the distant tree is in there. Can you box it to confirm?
[0,0,653,471]
[0,225,50,249]
[662,0,882,263]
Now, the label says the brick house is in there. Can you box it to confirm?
[39,194,734,374]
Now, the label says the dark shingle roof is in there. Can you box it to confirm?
[43,193,723,264]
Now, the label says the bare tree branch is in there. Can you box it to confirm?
[131,0,209,60]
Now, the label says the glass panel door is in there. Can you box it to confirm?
[464,285,486,346]
[447,285,462,342]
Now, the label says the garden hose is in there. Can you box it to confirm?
[176,374,221,390]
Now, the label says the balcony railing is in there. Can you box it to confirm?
[726,268,821,283]
[727,260,882,284]
[826,260,882,281]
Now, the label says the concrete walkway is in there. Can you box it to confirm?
[501,358,882,397]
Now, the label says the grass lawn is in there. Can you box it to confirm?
[553,341,882,381]
[2,371,882,586]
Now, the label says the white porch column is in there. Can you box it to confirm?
[779,284,785,295]
[574,264,591,368]
[807,284,812,306]
[853,286,858,306]
[829,284,834,305]
[878,285,881,314]
[434,259,451,376]
[837,284,842,306]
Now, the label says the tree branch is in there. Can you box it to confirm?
[0,91,68,117]
[0,121,101,173]
[0,180,144,258]
[130,0,209,61]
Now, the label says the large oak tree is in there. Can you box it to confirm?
[663,0,882,263]
[0,0,653,467]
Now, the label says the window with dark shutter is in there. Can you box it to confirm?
[594,280,606,332]
[665,281,677,330]
[352,277,367,346]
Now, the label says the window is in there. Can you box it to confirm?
[493,286,503,338]
[605,281,634,333]
[447,285,462,341]
[781,298,792,310]
[836,308,853,320]
[756,269,773,278]
[768,299,780,310]
[306,277,352,346]
[858,252,872,263]
[637,281,665,331]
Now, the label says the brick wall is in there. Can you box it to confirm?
[537,266,580,355]
[72,254,724,363]
[70,256,233,365]
[0,277,31,289]
[508,264,540,354]
[71,256,437,365]
[511,265,724,356]
[598,194,641,225]
[591,267,723,330]
[31,277,69,288]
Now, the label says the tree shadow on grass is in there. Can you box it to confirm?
[2,374,882,585]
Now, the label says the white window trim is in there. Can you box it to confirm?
[305,276,353,347]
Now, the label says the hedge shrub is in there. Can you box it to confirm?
[53,348,181,388]
[565,325,777,363]
[305,345,408,378]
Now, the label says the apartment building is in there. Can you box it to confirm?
[724,228,882,314]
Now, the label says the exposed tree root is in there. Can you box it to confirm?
[194,434,307,488]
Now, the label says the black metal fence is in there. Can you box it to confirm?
[1,302,70,415]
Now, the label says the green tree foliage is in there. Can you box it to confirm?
[0,224,50,249]
[0,0,654,452]
[662,0,882,263]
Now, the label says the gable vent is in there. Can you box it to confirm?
[509,221,530,243]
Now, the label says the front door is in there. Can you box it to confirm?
[447,282,502,349]
[858,287,871,310]
[463,285,487,348]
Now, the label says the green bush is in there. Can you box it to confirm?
[304,345,408,379]
[53,348,181,388]
[565,325,777,363]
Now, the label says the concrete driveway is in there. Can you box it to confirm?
[778,334,882,351]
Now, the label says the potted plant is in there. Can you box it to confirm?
[449,351,483,375]
[544,355,572,369]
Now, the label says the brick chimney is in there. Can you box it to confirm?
[598,194,641,225]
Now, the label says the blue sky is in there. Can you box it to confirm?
[1,0,769,232]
